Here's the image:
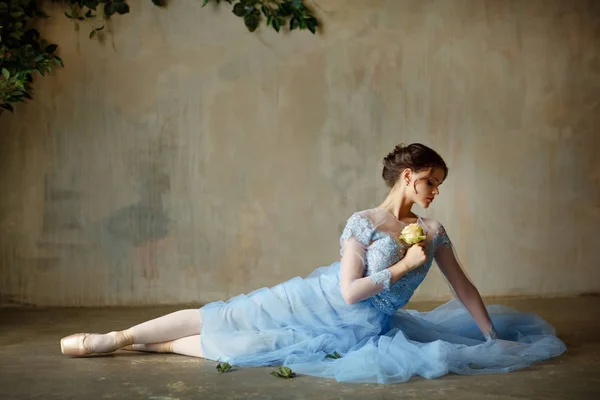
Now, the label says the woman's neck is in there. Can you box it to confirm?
[378,187,415,220]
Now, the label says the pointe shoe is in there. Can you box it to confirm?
[60,330,133,356]
[60,333,95,356]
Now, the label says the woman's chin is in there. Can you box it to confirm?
[420,199,433,208]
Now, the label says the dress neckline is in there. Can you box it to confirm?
[375,207,421,226]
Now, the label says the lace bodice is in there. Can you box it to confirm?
[340,209,451,315]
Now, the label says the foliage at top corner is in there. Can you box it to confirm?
[0,0,318,116]
[203,0,318,34]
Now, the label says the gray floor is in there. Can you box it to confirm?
[1,297,599,400]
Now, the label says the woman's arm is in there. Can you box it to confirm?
[339,237,392,304]
[434,228,499,341]
[340,237,425,305]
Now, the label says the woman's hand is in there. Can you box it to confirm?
[399,243,427,271]
[388,242,427,285]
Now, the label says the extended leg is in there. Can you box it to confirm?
[60,309,202,356]
[123,335,203,358]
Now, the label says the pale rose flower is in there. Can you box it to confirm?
[399,223,426,245]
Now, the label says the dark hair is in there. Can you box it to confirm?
[382,143,448,188]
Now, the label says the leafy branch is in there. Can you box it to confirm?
[203,0,317,33]
[0,0,63,114]
[0,0,319,115]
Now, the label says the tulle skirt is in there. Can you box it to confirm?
[199,262,566,384]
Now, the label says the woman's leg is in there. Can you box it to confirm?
[61,309,202,355]
[123,335,204,357]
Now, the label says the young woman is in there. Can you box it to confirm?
[60,143,566,384]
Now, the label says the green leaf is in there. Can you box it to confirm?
[202,0,209,6]
[64,12,73,19]
[278,2,292,17]
[216,362,232,373]
[45,44,58,53]
[232,3,246,17]
[306,16,317,34]
[244,10,260,32]
[2,68,9,80]
[10,11,24,18]
[96,25,105,31]
[1,103,15,113]
[115,2,130,15]
[272,18,281,32]
[261,5,270,17]
[289,17,298,30]
[270,366,296,379]
[151,0,167,6]
[89,30,97,39]
[325,351,342,359]
[104,3,116,18]
[85,10,95,18]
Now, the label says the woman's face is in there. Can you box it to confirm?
[405,168,445,208]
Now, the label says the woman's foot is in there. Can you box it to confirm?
[120,342,174,353]
[60,330,133,356]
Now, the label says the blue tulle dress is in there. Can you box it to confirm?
[199,208,566,384]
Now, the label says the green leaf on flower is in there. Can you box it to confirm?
[270,366,296,379]
[325,351,342,359]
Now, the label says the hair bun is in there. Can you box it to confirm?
[383,143,406,166]
[381,143,448,188]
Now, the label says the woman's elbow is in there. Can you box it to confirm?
[341,290,358,305]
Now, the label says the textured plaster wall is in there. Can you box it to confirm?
[0,0,599,306]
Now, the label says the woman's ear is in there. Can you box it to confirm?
[402,168,412,186]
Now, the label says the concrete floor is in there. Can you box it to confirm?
[1,297,599,400]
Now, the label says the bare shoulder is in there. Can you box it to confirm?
[420,217,452,249]
[419,217,444,233]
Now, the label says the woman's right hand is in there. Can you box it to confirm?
[401,243,427,271]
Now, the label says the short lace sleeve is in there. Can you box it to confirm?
[433,223,452,251]
[340,213,375,248]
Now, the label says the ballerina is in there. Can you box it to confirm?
[60,143,566,384]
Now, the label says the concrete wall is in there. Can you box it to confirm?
[1,0,599,306]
